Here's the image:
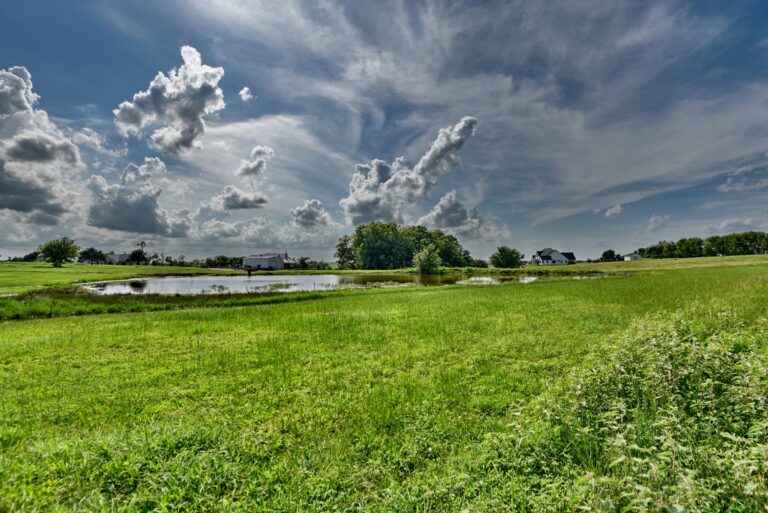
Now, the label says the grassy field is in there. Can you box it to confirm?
[1,259,767,510]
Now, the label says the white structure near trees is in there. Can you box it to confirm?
[623,252,643,261]
[105,252,130,265]
[242,252,296,270]
[531,248,576,265]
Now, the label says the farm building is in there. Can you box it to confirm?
[531,248,576,265]
[242,253,296,270]
[623,252,643,261]
[105,252,130,265]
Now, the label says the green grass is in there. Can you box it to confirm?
[0,262,240,295]
[2,260,768,511]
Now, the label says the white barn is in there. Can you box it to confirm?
[531,248,576,266]
[623,252,643,261]
[242,253,295,270]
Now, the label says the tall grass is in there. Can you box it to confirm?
[475,299,768,511]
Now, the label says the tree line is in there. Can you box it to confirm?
[334,222,524,270]
[636,231,768,259]
[8,238,333,269]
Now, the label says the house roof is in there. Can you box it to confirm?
[534,248,575,261]
[245,253,295,264]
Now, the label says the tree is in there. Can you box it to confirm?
[413,244,441,274]
[599,249,618,262]
[637,231,768,259]
[38,237,80,267]
[335,223,475,270]
[21,251,40,262]
[78,247,106,264]
[470,258,488,268]
[334,235,356,269]
[350,222,410,269]
[127,249,147,265]
[490,246,524,268]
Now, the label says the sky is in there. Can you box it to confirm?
[1,0,768,261]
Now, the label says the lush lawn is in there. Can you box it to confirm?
[1,261,767,511]
[0,262,241,295]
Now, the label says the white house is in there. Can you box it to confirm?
[623,252,643,261]
[531,248,576,266]
[242,252,296,270]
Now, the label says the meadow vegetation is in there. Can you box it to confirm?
[1,258,767,510]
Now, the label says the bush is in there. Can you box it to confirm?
[479,305,768,510]
[489,246,524,268]
[413,244,441,274]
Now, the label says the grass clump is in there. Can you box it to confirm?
[477,303,768,511]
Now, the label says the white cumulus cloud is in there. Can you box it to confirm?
[418,190,509,241]
[340,116,477,225]
[290,199,335,228]
[113,46,225,155]
[605,204,624,218]
[239,86,253,102]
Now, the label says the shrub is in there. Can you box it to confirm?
[413,244,441,274]
[489,246,524,268]
[480,306,768,510]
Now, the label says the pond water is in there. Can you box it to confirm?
[82,273,568,295]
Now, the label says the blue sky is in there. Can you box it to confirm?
[1,0,767,260]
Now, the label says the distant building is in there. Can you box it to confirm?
[531,248,576,266]
[243,252,296,270]
[105,252,130,265]
[623,252,643,261]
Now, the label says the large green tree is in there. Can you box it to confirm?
[335,223,476,270]
[38,237,80,268]
[351,222,410,270]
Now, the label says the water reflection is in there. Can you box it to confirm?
[83,272,610,296]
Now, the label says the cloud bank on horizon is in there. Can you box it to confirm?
[1,0,767,258]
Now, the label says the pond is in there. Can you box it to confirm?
[82,273,566,295]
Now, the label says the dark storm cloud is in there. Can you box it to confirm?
[0,66,81,225]
[214,185,268,209]
[0,159,67,220]
[5,131,81,164]
[87,158,189,236]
